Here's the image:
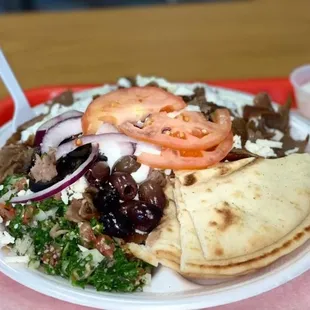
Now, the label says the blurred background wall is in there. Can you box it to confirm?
[0,0,223,12]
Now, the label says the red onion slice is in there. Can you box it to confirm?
[41,117,82,154]
[34,110,83,146]
[56,133,137,160]
[34,131,47,148]
[11,144,98,203]
[39,110,83,132]
[101,142,135,168]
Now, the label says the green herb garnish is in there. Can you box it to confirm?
[36,198,66,214]
[0,175,24,198]
[6,202,151,292]
[88,247,150,292]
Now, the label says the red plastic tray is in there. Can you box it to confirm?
[0,78,295,127]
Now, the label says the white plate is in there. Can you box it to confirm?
[0,84,310,310]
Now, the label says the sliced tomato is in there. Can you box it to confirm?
[82,87,186,134]
[119,109,231,151]
[137,132,233,170]
[79,222,96,247]
[95,235,115,258]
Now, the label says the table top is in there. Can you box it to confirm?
[0,270,309,310]
[0,0,310,99]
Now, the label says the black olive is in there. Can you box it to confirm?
[147,170,167,188]
[99,212,133,238]
[85,161,110,187]
[138,180,167,209]
[109,172,138,201]
[28,176,60,192]
[56,144,91,178]
[66,143,91,158]
[119,201,163,233]
[93,183,120,213]
[28,144,91,192]
[112,155,141,174]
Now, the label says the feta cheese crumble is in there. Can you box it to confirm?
[266,128,284,141]
[285,147,299,156]
[70,176,88,199]
[255,139,283,149]
[17,188,33,197]
[245,139,283,158]
[173,85,194,96]
[61,190,69,205]
[164,169,172,176]
[61,176,89,204]
[0,231,15,248]
[117,77,131,88]
[233,135,242,149]
[13,235,33,255]
[34,208,59,221]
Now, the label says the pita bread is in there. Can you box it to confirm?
[174,154,310,276]
[128,154,310,279]
[144,174,253,278]
[127,243,159,267]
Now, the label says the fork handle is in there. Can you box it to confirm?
[0,50,30,109]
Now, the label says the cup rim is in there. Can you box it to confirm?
[289,64,310,88]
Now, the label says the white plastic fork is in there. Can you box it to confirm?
[0,48,35,131]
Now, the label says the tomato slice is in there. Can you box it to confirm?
[119,109,231,151]
[137,132,233,170]
[82,87,186,134]
[79,222,96,247]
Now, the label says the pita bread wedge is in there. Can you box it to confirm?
[174,158,256,270]
[174,153,310,276]
[145,178,251,279]
[127,243,159,267]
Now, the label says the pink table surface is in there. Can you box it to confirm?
[0,271,309,310]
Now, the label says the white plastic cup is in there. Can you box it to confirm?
[289,64,310,119]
